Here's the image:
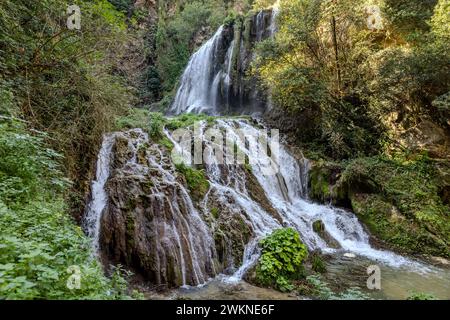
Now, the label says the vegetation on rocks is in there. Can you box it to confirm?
[309,154,450,257]
[175,163,210,201]
[252,0,449,260]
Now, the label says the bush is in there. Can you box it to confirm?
[311,254,327,274]
[256,228,308,292]
[0,120,137,299]
[0,120,67,206]
[341,155,450,257]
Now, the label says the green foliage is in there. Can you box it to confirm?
[115,108,151,131]
[256,228,308,292]
[311,254,327,274]
[0,200,136,299]
[0,0,133,194]
[175,163,210,200]
[383,0,437,35]
[407,292,437,300]
[107,0,133,14]
[254,0,449,160]
[115,109,167,140]
[253,0,277,10]
[430,0,450,40]
[306,275,370,300]
[148,112,166,139]
[210,207,220,219]
[253,0,384,159]
[342,155,450,257]
[166,113,216,130]
[0,120,67,205]
[367,38,450,127]
[0,121,136,299]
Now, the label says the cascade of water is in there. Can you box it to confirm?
[169,8,279,116]
[85,129,217,286]
[269,2,280,36]
[83,133,116,256]
[145,139,218,286]
[89,8,431,290]
[170,26,224,115]
[167,119,427,282]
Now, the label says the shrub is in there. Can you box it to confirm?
[311,254,327,274]
[0,120,137,299]
[256,228,308,292]
[407,292,437,300]
[0,120,67,206]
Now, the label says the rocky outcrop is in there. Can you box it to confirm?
[99,130,219,288]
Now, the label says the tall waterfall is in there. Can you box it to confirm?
[169,9,279,116]
[86,8,427,289]
[170,26,225,115]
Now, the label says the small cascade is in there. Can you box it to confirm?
[83,133,116,256]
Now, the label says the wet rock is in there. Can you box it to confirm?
[312,220,340,249]
[100,131,219,288]
[205,190,254,270]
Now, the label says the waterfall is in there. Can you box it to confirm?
[169,26,224,115]
[83,133,116,256]
[169,9,279,116]
[166,119,425,279]
[87,8,429,290]
[85,129,217,287]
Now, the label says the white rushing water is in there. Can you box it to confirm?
[83,133,116,256]
[87,8,431,290]
[169,26,224,115]
[165,8,430,282]
[167,119,428,282]
[84,129,217,286]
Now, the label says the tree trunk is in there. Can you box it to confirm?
[331,15,341,92]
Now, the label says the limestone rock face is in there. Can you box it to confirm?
[99,130,219,288]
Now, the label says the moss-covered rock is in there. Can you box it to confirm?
[309,155,450,258]
[312,220,340,249]
[175,163,210,201]
[308,161,350,207]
